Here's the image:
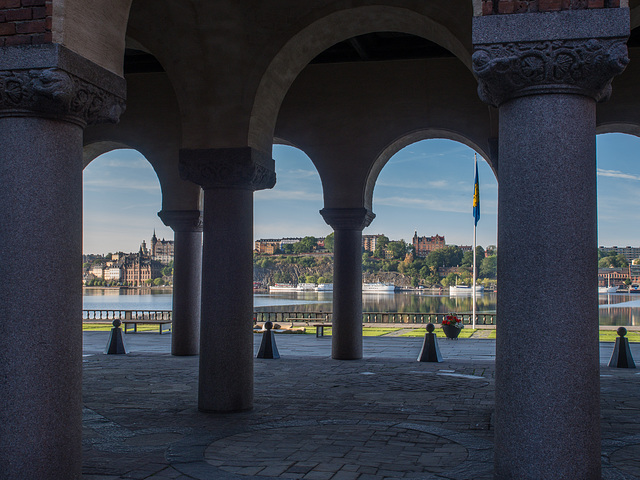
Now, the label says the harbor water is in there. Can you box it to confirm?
[83,288,640,326]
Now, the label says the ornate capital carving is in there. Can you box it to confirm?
[320,208,375,231]
[472,37,629,106]
[0,45,126,126]
[158,210,203,233]
[179,147,276,191]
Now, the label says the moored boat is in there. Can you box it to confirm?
[449,284,484,295]
[362,282,395,293]
[315,283,333,292]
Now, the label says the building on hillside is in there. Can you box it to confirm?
[104,267,122,282]
[254,239,282,254]
[362,234,384,253]
[459,245,473,253]
[89,265,104,278]
[150,231,174,264]
[412,232,445,258]
[599,246,640,263]
[280,237,302,246]
[123,251,162,286]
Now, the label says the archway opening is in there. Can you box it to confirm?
[596,132,640,328]
[83,148,173,292]
[367,138,498,328]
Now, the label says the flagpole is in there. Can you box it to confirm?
[472,153,477,330]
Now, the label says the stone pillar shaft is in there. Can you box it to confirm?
[159,210,203,356]
[332,228,364,359]
[180,147,275,412]
[496,94,599,478]
[320,208,374,360]
[0,44,125,480]
[472,9,629,479]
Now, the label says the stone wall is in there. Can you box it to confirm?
[481,0,622,15]
[0,0,52,46]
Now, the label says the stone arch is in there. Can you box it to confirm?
[597,122,640,138]
[249,5,472,153]
[52,0,133,75]
[364,129,494,211]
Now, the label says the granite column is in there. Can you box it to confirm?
[472,9,629,479]
[320,208,374,360]
[180,147,275,412]
[158,210,203,356]
[0,45,125,479]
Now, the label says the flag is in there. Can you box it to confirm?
[473,156,480,226]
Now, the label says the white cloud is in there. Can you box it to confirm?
[597,169,640,181]
[255,189,322,202]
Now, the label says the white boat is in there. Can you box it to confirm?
[315,283,333,292]
[268,283,297,292]
[269,282,318,292]
[598,286,618,294]
[449,284,484,295]
[362,282,395,293]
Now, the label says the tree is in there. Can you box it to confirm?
[282,244,294,254]
[373,235,390,258]
[479,256,497,279]
[387,240,407,259]
[425,246,463,269]
[324,232,334,253]
[153,277,164,286]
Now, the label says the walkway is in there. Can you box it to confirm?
[82,333,640,480]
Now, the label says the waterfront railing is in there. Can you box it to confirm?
[83,309,495,326]
[83,310,172,321]
[254,311,496,326]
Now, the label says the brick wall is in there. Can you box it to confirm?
[0,0,52,46]
[482,0,621,15]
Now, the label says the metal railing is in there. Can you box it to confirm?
[254,311,496,325]
[83,310,172,321]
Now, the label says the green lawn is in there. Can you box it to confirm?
[83,323,166,333]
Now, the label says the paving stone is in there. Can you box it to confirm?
[81,333,640,480]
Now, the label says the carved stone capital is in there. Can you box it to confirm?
[158,210,203,233]
[320,208,375,231]
[472,9,629,107]
[179,147,276,191]
[0,45,126,126]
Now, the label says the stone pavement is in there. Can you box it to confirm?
[82,333,640,480]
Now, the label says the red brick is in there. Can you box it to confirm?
[539,0,562,11]
[607,0,620,6]
[482,1,494,15]
[498,0,516,13]
[5,8,32,21]
[0,22,16,35]
[0,38,5,46]
[21,0,45,6]
[44,15,50,29]
[15,19,44,33]
[588,0,604,7]
[514,1,531,12]
[45,2,51,15]
[43,30,51,42]
[4,33,31,45]
[32,6,46,18]
[0,0,21,7]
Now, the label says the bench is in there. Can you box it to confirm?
[313,323,332,337]
[123,320,172,334]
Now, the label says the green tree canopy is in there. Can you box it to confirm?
[324,232,334,253]
[479,256,497,279]
[425,246,463,269]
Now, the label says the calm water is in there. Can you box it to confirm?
[82,288,640,326]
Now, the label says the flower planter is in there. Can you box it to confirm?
[442,324,461,339]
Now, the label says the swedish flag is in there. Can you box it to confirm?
[473,157,480,226]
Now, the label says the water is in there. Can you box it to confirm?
[82,288,640,326]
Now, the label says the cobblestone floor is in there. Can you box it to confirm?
[81,333,640,480]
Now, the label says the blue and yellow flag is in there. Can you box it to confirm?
[473,158,480,226]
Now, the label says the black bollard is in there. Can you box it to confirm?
[417,323,442,363]
[104,319,127,355]
[608,327,636,368]
[257,321,280,359]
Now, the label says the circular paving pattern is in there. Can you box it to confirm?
[204,423,468,479]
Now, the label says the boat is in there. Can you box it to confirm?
[449,284,484,295]
[315,283,333,292]
[630,284,640,293]
[268,282,317,292]
[268,283,297,292]
[599,274,618,294]
[362,282,395,293]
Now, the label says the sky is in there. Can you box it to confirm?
[83,133,640,254]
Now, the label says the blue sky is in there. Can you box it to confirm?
[83,133,640,254]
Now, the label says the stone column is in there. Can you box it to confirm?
[472,9,629,480]
[320,208,375,360]
[180,147,275,412]
[0,45,125,479]
[158,210,203,356]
